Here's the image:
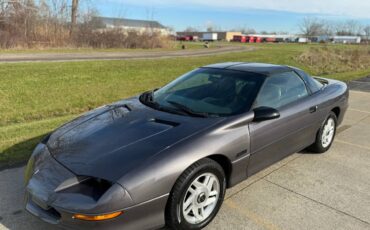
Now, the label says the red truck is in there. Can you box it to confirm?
[232,35,248,43]
[177,36,191,41]
[255,37,263,43]
[176,35,199,41]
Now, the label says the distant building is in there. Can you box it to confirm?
[176,31,242,41]
[92,16,170,35]
[332,36,361,44]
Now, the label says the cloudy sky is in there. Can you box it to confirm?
[89,0,370,32]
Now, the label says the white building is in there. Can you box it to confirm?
[93,17,170,35]
[332,36,361,44]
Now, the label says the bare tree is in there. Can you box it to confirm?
[0,0,169,49]
[241,28,256,35]
[206,26,214,32]
[335,20,363,36]
[364,25,370,43]
[364,25,370,36]
[299,17,326,37]
[205,21,217,32]
[70,0,78,35]
[184,26,198,32]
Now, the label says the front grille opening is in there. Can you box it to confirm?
[28,198,61,222]
[47,207,62,220]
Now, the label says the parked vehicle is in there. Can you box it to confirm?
[298,37,309,43]
[177,36,191,41]
[25,63,348,230]
[202,33,218,41]
[232,35,248,43]
[265,37,276,42]
[192,35,199,41]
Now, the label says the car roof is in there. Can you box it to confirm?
[202,62,293,75]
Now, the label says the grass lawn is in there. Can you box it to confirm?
[1,43,369,168]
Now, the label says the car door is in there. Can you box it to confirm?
[247,71,320,176]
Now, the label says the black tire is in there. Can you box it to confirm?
[308,112,337,153]
[165,158,226,230]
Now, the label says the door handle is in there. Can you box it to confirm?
[309,106,318,113]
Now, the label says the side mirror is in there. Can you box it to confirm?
[253,107,280,122]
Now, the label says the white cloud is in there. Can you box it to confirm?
[107,0,370,19]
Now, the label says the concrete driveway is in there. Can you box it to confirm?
[1,90,370,230]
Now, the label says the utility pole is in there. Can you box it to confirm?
[70,0,78,36]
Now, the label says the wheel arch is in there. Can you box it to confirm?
[206,154,232,188]
[331,107,340,119]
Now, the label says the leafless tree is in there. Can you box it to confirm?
[70,0,78,35]
[335,20,363,36]
[241,28,256,35]
[299,17,326,37]
[206,26,214,32]
[364,25,370,38]
[184,26,198,32]
[0,0,170,49]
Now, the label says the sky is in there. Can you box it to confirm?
[88,0,370,33]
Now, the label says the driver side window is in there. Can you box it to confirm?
[254,71,308,109]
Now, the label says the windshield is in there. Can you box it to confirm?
[141,68,265,117]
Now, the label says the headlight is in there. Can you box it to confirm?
[24,143,49,184]
[51,178,133,215]
[55,176,114,200]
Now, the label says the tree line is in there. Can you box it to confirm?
[184,17,370,38]
[0,0,169,49]
[299,17,370,37]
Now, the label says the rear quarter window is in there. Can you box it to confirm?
[254,71,309,109]
[295,69,323,93]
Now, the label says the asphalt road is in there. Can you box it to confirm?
[1,90,370,230]
[348,76,370,93]
[0,46,252,63]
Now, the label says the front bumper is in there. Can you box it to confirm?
[24,143,168,230]
[25,191,169,230]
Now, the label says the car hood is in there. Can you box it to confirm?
[47,97,222,182]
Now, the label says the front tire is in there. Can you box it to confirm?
[308,112,337,153]
[165,158,226,230]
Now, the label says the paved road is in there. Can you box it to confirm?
[1,90,370,230]
[348,76,370,93]
[0,46,252,63]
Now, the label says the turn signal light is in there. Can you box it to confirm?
[73,211,123,221]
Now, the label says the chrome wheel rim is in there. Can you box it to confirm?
[322,117,335,148]
[182,173,220,224]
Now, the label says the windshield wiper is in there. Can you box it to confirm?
[166,100,209,118]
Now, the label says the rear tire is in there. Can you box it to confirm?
[308,112,337,153]
[165,158,226,230]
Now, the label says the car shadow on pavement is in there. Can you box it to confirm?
[0,134,46,171]
[0,134,60,230]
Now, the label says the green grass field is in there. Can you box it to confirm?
[1,43,369,168]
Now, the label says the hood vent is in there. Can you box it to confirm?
[150,118,179,127]
[124,104,132,111]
